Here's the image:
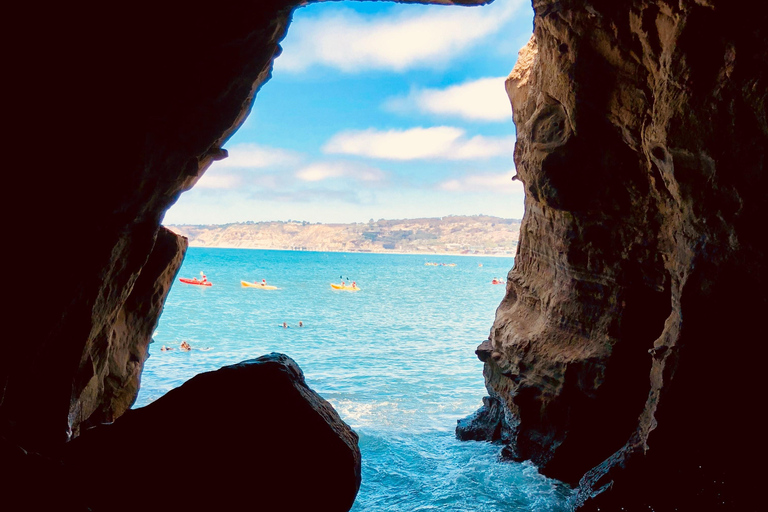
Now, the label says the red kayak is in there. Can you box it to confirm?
[491,279,504,285]
[179,277,212,286]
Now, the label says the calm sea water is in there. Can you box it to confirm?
[135,248,572,511]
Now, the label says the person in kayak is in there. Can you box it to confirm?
[351,281,357,289]
[199,271,208,284]
[261,279,267,286]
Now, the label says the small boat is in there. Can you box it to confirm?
[241,280,278,290]
[179,277,212,286]
[491,279,504,285]
[330,283,361,291]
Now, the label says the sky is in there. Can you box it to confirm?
[162,0,534,226]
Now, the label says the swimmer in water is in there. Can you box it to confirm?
[180,341,191,351]
[298,321,303,327]
[161,345,173,351]
[282,322,289,328]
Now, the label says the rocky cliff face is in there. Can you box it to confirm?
[461,1,766,509]
[2,1,483,511]
[4,0,488,456]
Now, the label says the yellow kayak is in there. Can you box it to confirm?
[241,280,278,290]
[330,283,361,291]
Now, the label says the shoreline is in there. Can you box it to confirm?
[185,244,516,258]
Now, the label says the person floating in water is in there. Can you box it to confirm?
[180,341,191,351]
[298,321,303,327]
[282,322,289,328]
[161,345,173,351]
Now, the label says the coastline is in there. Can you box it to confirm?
[185,243,516,258]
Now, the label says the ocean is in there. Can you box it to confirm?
[135,248,572,511]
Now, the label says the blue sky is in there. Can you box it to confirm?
[163,0,533,225]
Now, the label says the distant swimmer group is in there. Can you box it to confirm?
[281,321,304,328]
[160,341,212,352]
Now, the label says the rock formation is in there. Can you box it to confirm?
[460,1,766,510]
[2,1,484,511]
[5,354,361,511]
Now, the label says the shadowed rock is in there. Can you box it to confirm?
[460,1,767,510]
[58,353,361,512]
[456,395,513,443]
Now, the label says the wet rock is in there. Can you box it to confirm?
[456,395,512,442]
[61,353,361,512]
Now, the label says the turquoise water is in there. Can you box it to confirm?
[135,248,571,511]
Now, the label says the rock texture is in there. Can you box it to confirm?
[461,1,767,510]
[5,354,361,512]
[2,1,486,511]
[70,226,187,435]
[3,0,489,454]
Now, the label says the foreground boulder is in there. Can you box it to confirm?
[58,353,361,512]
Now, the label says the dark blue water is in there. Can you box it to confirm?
[136,248,571,510]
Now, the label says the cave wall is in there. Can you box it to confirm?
[4,0,300,451]
[1,0,488,484]
[472,0,766,509]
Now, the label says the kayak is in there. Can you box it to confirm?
[491,279,504,285]
[179,278,212,286]
[241,280,278,290]
[330,283,361,291]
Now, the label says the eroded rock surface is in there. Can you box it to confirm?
[461,1,767,509]
[70,226,187,435]
[4,0,489,453]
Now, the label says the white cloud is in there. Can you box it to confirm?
[438,170,524,193]
[215,143,301,169]
[194,173,242,190]
[385,77,513,122]
[195,143,302,190]
[323,127,514,161]
[450,134,517,159]
[277,0,523,73]
[295,162,386,182]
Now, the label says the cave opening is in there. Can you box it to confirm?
[134,1,570,511]
[4,1,766,511]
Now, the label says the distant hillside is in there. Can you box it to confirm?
[166,215,520,256]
